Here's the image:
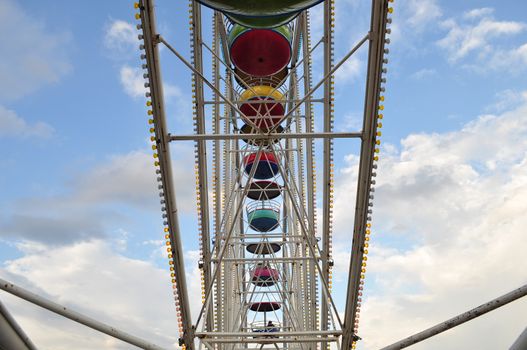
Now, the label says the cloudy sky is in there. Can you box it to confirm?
[0,0,526,349]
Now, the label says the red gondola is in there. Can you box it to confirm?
[243,152,279,179]
[229,25,292,77]
[251,266,279,286]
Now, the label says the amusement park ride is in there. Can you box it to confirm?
[1,1,527,349]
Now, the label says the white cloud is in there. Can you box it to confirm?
[463,7,494,20]
[184,250,207,321]
[105,21,151,105]
[410,68,437,80]
[335,56,363,84]
[74,149,195,211]
[1,239,181,349]
[437,11,525,63]
[0,105,54,139]
[406,0,442,30]
[487,42,527,72]
[120,65,147,98]
[0,0,71,100]
[387,22,406,51]
[1,213,105,244]
[164,84,185,100]
[119,65,191,124]
[103,20,138,59]
[379,0,441,54]
[1,147,196,244]
[308,5,324,45]
[486,89,527,113]
[308,1,368,87]
[332,94,527,349]
[337,112,362,132]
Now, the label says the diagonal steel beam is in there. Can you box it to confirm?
[0,278,166,350]
[157,37,261,131]
[138,1,194,348]
[341,1,389,349]
[379,283,527,350]
[269,141,343,330]
[194,145,265,330]
[511,327,527,350]
[266,33,369,134]
[0,299,37,350]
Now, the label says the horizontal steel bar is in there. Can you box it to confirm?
[203,98,325,105]
[228,148,300,153]
[212,257,319,262]
[0,278,166,350]
[230,237,310,242]
[219,115,307,121]
[169,132,361,141]
[379,283,527,350]
[226,348,292,350]
[230,240,310,245]
[197,330,342,338]
[236,291,293,295]
[229,347,291,350]
[201,337,340,344]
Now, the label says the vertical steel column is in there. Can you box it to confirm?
[291,17,309,341]
[212,11,222,268]
[231,109,244,340]
[216,66,234,336]
[300,12,318,342]
[300,11,316,240]
[283,136,294,342]
[341,1,388,349]
[217,14,232,68]
[139,1,194,348]
[190,0,213,332]
[321,0,335,347]
[287,17,303,116]
[212,12,223,343]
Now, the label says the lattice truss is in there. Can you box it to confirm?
[135,1,393,350]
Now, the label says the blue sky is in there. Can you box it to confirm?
[1,0,527,349]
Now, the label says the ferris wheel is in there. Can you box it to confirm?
[1,1,527,350]
[137,0,391,349]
